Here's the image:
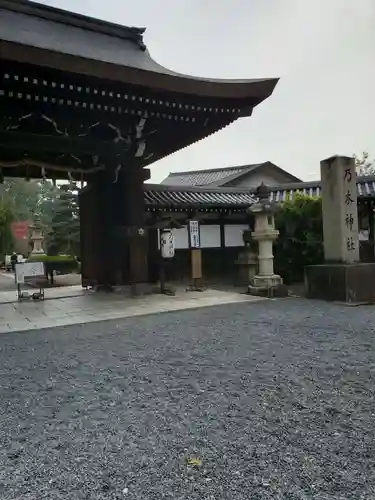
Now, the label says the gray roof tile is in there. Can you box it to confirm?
[264,176,375,202]
[144,175,375,211]
[144,184,256,209]
[161,164,262,187]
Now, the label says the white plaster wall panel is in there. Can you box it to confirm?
[200,225,221,248]
[172,226,189,249]
[224,224,248,247]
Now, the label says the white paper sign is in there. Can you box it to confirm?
[359,230,369,241]
[15,261,45,284]
[188,220,200,249]
[160,231,175,258]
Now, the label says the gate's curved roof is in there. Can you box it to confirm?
[0,0,278,103]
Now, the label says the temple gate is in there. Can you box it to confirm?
[0,0,278,290]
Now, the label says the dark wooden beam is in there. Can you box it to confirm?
[0,131,133,158]
[143,169,151,182]
[219,215,226,273]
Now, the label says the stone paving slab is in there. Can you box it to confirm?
[0,287,265,333]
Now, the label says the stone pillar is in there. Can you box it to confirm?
[321,155,359,262]
[305,155,375,303]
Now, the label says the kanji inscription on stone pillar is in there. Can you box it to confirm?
[320,155,359,263]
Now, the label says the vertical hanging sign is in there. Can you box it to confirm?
[188,220,202,285]
[188,220,201,249]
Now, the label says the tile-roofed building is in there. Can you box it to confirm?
[143,175,375,211]
[161,162,302,188]
[161,164,260,187]
[265,175,375,202]
[144,183,256,211]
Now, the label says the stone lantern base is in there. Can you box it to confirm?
[248,274,288,298]
[252,273,283,288]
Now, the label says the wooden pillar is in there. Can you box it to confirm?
[79,184,97,287]
[147,213,160,283]
[89,164,149,289]
[95,167,117,289]
[219,215,226,274]
[187,219,203,290]
[369,201,374,242]
[122,166,149,285]
[369,201,375,262]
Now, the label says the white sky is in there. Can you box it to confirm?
[38,0,375,182]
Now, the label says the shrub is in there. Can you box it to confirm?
[274,195,324,284]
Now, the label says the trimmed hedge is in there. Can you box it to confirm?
[27,254,78,277]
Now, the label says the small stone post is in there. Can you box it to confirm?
[247,183,286,296]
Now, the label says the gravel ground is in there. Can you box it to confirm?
[0,298,375,499]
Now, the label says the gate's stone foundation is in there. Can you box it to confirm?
[305,263,375,303]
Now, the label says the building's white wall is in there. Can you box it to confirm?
[172,227,189,249]
[200,225,221,248]
[228,168,296,189]
[157,225,246,249]
[224,224,248,247]
[157,227,188,249]
[233,171,280,188]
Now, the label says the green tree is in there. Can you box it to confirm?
[38,180,60,237]
[0,178,61,255]
[274,194,324,284]
[47,182,80,256]
[0,178,41,221]
[354,151,375,175]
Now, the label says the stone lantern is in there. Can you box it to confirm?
[247,183,286,296]
[30,218,45,256]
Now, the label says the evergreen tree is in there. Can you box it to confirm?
[47,182,80,256]
[0,199,14,259]
[0,178,41,221]
[38,179,60,242]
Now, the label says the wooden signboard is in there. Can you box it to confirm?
[188,220,203,287]
[15,261,45,301]
[15,261,44,284]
